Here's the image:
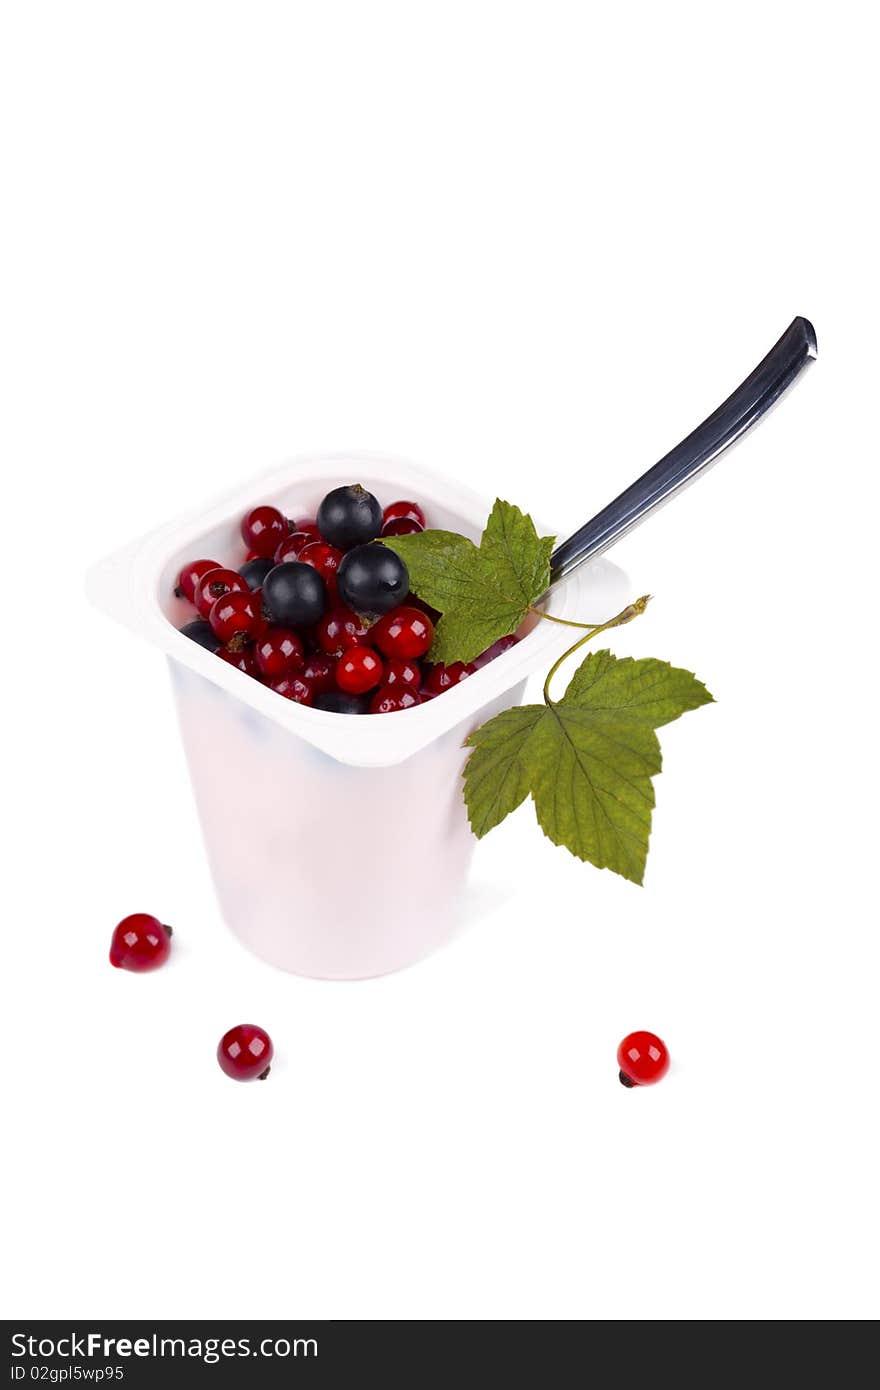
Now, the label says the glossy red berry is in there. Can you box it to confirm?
[372,606,433,659]
[301,653,336,695]
[254,626,304,679]
[425,661,476,694]
[617,1031,670,1088]
[217,645,259,676]
[317,605,372,655]
[381,517,423,538]
[176,558,221,604]
[269,673,314,704]
[299,540,343,596]
[209,590,264,645]
[194,567,247,619]
[290,518,320,541]
[383,656,422,688]
[217,1023,274,1082]
[241,505,287,558]
[274,532,314,563]
[337,645,384,694]
[382,499,426,529]
[109,914,172,972]
[370,685,421,714]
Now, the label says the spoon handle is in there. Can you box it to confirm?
[549,315,817,585]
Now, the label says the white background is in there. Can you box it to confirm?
[2,1,877,1322]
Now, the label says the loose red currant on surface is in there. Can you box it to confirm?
[254,626,304,679]
[317,605,372,655]
[176,558,221,604]
[217,1023,274,1081]
[617,1032,670,1088]
[274,532,314,563]
[337,645,384,694]
[194,568,247,619]
[369,685,421,714]
[425,661,476,694]
[301,653,336,695]
[109,914,172,972]
[381,517,423,538]
[209,590,264,645]
[299,540,343,596]
[372,606,433,659]
[383,656,422,688]
[217,645,259,676]
[382,499,426,529]
[241,505,287,558]
[269,673,314,704]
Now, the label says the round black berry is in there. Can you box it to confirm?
[337,544,409,616]
[262,562,327,627]
[179,619,221,652]
[313,689,370,714]
[238,557,275,591]
[316,484,383,549]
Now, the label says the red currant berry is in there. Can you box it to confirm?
[217,645,259,676]
[337,646,384,694]
[383,656,422,688]
[217,1023,274,1081]
[209,590,263,645]
[275,532,314,563]
[301,653,336,694]
[372,606,433,659]
[425,661,476,694]
[176,558,221,604]
[269,673,314,704]
[317,605,372,655]
[241,505,287,558]
[254,626,304,679]
[617,1032,670,1087]
[194,568,247,619]
[382,499,425,529]
[299,540,343,596]
[370,685,421,714]
[109,914,172,972]
[381,516,423,538]
[290,517,320,540]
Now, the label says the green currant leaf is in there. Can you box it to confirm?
[463,651,713,884]
[382,499,555,664]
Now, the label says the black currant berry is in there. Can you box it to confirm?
[337,544,409,616]
[179,619,222,652]
[313,689,370,714]
[316,484,383,549]
[238,557,275,591]
[262,562,327,627]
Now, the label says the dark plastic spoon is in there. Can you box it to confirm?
[549,316,817,585]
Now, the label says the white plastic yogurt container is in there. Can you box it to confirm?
[88,453,629,979]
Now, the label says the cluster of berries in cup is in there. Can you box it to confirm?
[176,483,516,714]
